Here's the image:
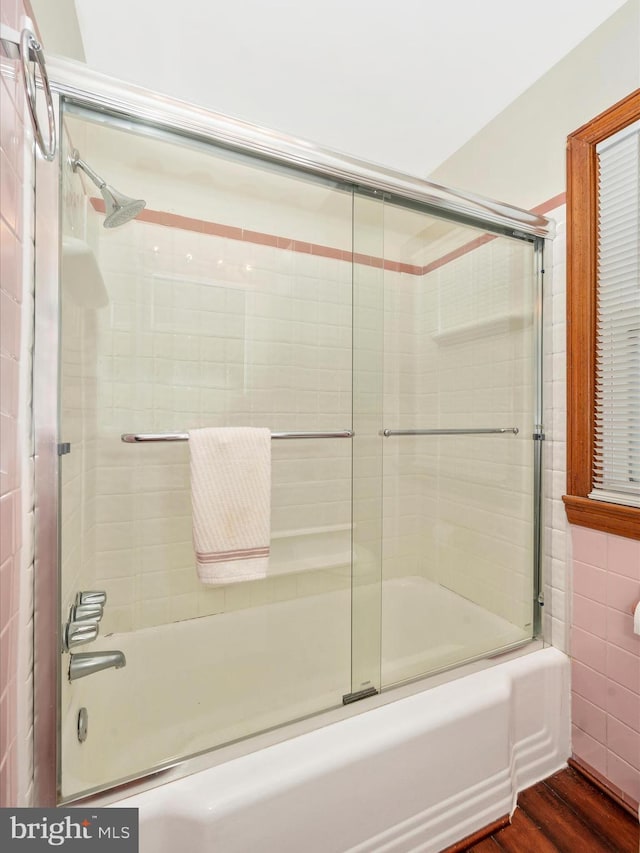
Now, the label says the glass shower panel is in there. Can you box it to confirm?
[350,192,384,698]
[379,202,537,687]
[59,110,356,799]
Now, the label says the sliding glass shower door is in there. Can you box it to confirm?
[58,107,360,799]
[55,102,541,803]
[377,200,539,687]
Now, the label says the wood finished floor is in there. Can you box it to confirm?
[464,768,639,853]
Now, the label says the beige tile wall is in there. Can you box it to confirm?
[62,209,356,633]
[60,199,537,640]
[423,237,535,629]
[57,117,538,645]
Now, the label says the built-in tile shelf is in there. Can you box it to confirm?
[270,524,352,576]
[433,313,531,346]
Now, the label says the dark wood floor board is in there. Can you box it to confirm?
[442,769,639,853]
[467,838,502,852]
[441,816,510,853]
[517,783,617,853]
[569,758,639,819]
[544,767,639,853]
[490,806,560,853]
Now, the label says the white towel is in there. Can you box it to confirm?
[189,427,271,584]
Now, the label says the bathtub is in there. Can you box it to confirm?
[62,576,532,798]
[64,574,570,850]
[114,647,569,853]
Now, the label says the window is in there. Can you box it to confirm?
[591,121,640,507]
[564,89,640,539]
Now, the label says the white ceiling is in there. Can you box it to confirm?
[41,0,630,177]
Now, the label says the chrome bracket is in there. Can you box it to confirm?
[0,23,33,59]
[342,686,378,705]
[537,592,545,606]
[0,25,56,160]
[356,185,392,201]
[512,229,537,242]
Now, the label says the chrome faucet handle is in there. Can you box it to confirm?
[76,590,107,607]
[64,621,99,651]
[71,603,104,622]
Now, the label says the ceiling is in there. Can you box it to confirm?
[33,0,630,178]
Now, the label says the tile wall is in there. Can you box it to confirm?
[61,175,538,643]
[545,205,570,655]
[417,236,535,630]
[0,0,35,808]
[63,201,356,633]
[382,270,423,581]
[571,525,640,808]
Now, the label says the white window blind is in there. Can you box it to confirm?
[591,120,640,507]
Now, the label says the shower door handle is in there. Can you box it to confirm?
[382,427,519,437]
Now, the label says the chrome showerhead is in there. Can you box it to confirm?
[69,149,146,229]
[100,186,146,228]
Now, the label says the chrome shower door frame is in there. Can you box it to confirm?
[33,57,552,806]
[33,88,62,807]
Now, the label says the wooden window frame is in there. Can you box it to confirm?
[563,89,640,539]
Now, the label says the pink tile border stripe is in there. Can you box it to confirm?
[91,191,565,277]
[531,191,567,215]
[421,234,494,275]
[89,197,423,275]
[421,192,566,275]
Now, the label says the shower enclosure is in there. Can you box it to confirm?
[36,84,548,803]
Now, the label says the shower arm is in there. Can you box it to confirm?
[69,149,107,190]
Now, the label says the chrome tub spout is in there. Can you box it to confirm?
[69,650,126,681]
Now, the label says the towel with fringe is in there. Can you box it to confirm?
[189,427,271,584]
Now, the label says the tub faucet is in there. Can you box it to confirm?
[69,650,126,681]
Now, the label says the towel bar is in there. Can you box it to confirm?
[382,427,519,437]
[121,430,354,443]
